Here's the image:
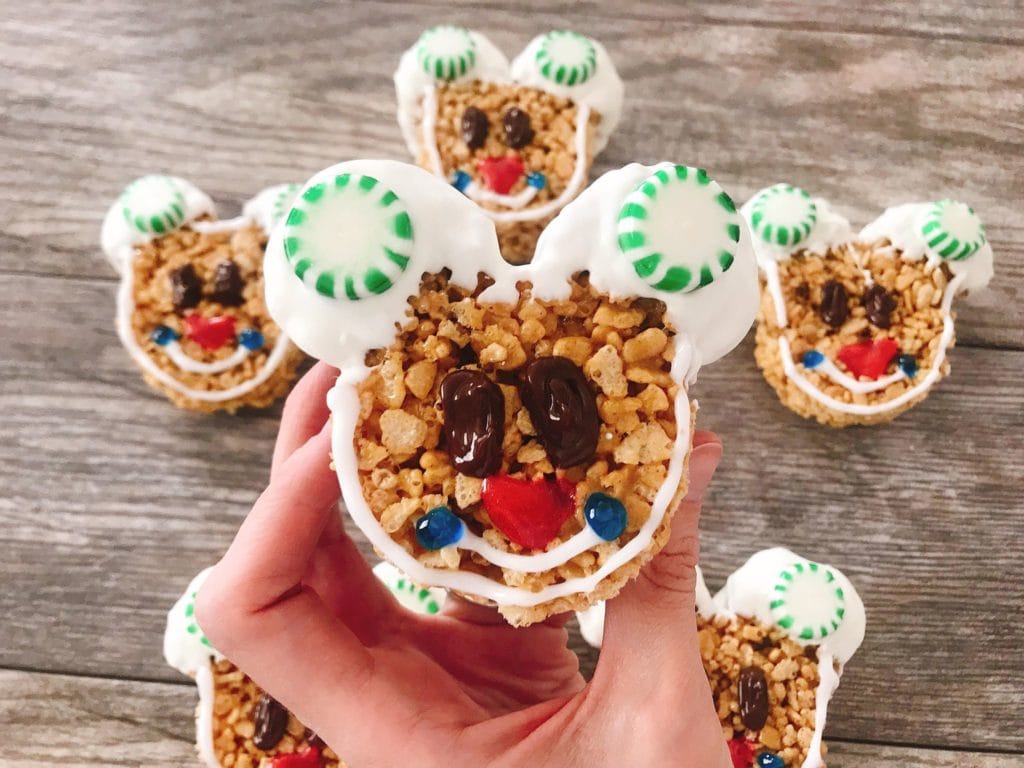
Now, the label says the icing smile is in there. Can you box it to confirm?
[150,318,265,375]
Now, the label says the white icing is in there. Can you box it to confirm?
[266,160,757,608]
[860,202,995,294]
[804,353,908,394]
[459,177,540,209]
[395,29,511,156]
[163,567,223,677]
[420,84,593,224]
[194,665,219,768]
[242,182,302,233]
[103,180,297,404]
[455,518,604,572]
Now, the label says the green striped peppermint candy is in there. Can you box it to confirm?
[617,165,741,293]
[389,574,443,615]
[416,25,477,81]
[183,587,214,649]
[270,183,301,226]
[282,173,413,301]
[769,560,846,642]
[534,30,598,86]
[120,175,187,236]
[920,199,986,261]
[748,183,818,247]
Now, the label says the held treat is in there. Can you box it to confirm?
[742,184,995,426]
[395,26,623,264]
[264,159,758,625]
[164,563,446,768]
[576,548,866,768]
[101,177,305,413]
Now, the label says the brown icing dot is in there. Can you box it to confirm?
[252,692,289,750]
[461,106,489,150]
[439,369,505,478]
[502,107,534,149]
[170,264,202,312]
[863,283,897,328]
[818,279,849,328]
[210,260,244,306]
[737,665,770,731]
[519,356,599,469]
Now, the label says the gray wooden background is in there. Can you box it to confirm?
[1,1,1022,765]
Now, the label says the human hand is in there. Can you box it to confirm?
[197,362,730,768]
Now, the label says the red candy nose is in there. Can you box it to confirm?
[481,475,576,550]
[837,338,899,380]
[477,154,524,195]
[270,747,320,768]
[184,314,236,350]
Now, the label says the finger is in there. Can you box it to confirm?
[271,362,338,478]
[596,433,722,682]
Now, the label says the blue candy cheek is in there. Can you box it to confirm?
[897,353,917,378]
[802,349,825,369]
[451,170,472,194]
[525,171,547,190]
[238,328,265,351]
[584,492,628,541]
[756,752,785,768]
[150,325,179,346]
[414,506,465,550]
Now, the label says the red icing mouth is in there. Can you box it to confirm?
[184,314,237,351]
[727,737,759,768]
[481,475,576,550]
[270,747,320,768]
[477,154,524,195]
[837,338,899,380]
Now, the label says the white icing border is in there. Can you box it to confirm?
[195,664,219,768]
[421,84,592,223]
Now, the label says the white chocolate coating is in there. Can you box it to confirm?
[266,159,757,609]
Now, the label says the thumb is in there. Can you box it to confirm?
[598,431,722,666]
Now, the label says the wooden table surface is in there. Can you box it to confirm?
[2,1,1022,765]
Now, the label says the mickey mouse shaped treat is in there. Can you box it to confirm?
[101,177,306,412]
[743,185,995,427]
[395,26,623,264]
[577,548,866,768]
[164,563,445,767]
[265,159,758,625]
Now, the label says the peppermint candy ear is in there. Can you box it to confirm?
[282,173,414,301]
[617,165,741,293]
[769,560,846,642]
[920,199,986,261]
[533,30,598,86]
[416,25,477,81]
[748,183,817,248]
[120,175,187,236]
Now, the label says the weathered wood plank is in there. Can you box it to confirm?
[2,270,1022,749]
[2,670,1022,768]
[1,2,1021,347]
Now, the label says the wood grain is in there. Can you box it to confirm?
[2,670,1023,768]
[1,0,1022,763]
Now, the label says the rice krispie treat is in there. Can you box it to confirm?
[100,177,306,412]
[264,159,758,625]
[395,26,623,264]
[741,184,995,427]
[576,548,866,768]
[164,563,446,767]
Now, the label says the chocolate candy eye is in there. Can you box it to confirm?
[461,106,489,150]
[519,356,600,468]
[818,279,849,328]
[252,692,288,750]
[210,259,244,306]
[439,369,505,478]
[502,107,534,149]
[863,284,897,328]
[737,666,770,731]
[170,264,202,312]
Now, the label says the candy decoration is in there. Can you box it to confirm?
[862,284,896,329]
[728,738,759,768]
[769,560,846,641]
[184,314,237,351]
[617,165,740,293]
[414,506,465,551]
[481,475,576,550]
[478,155,525,195]
[252,693,289,751]
[818,280,850,328]
[748,184,817,247]
[150,325,179,347]
[182,588,213,650]
[210,260,244,306]
[583,493,628,541]
[756,753,786,768]
[416,25,476,81]
[451,170,472,193]
[534,30,598,86]
[919,199,986,261]
[801,349,824,369]
[390,575,443,615]
[239,328,265,351]
[440,369,505,478]
[120,175,187,236]
[170,264,203,312]
[282,174,413,301]
[836,338,899,381]
[270,183,301,227]
[526,171,547,190]
[461,106,489,150]
[737,666,770,731]
[502,107,534,149]
[897,353,918,378]
[270,746,320,768]
[519,356,600,468]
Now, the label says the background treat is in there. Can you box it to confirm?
[576,548,866,768]
[165,563,445,768]
[265,159,758,626]
[394,26,624,264]
[742,184,995,427]
[101,177,305,413]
